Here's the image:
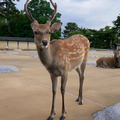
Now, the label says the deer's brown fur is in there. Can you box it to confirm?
[96,50,120,68]
[24,0,90,120]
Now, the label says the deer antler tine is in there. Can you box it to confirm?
[50,0,56,8]
[49,0,57,22]
[24,0,35,22]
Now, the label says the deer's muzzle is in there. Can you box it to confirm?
[42,40,48,46]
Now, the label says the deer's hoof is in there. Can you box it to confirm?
[47,116,54,120]
[76,98,80,102]
[60,116,65,120]
[79,101,83,105]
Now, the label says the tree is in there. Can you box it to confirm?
[63,22,79,38]
[113,14,120,44]
[0,0,20,36]
[0,0,62,39]
[113,14,120,28]
[91,26,117,49]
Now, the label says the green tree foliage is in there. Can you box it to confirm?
[63,22,79,38]
[113,14,120,43]
[0,0,62,39]
[0,0,20,36]
[63,22,117,49]
[113,14,120,28]
[92,26,117,48]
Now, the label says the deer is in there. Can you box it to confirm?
[24,0,90,120]
[96,50,120,68]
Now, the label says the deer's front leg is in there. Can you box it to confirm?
[47,75,58,120]
[60,73,68,120]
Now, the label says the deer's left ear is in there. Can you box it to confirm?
[50,22,62,33]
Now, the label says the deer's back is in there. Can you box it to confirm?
[50,34,90,71]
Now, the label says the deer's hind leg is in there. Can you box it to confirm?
[76,59,86,105]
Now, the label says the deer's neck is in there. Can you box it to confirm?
[37,45,53,68]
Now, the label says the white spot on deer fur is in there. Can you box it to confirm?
[63,55,66,60]
[61,48,64,50]
[59,53,62,57]
[71,52,77,54]
[78,51,83,54]
[81,37,84,40]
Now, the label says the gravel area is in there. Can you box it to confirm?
[0,65,20,73]
[87,61,96,65]
[93,103,120,120]
[6,52,19,55]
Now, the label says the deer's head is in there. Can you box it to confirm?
[25,0,62,48]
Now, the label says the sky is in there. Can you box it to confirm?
[15,0,120,30]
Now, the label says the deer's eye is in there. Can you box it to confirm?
[34,31,38,35]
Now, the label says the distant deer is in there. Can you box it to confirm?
[25,0,90,120]
[96,50,120,68]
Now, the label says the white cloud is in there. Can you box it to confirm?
[15,0,120,30]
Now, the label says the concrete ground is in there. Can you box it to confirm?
[0,50,120,120]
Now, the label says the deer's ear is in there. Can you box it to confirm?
[31,20,39,30]
[50,22,62,33]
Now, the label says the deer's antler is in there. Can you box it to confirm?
[24,0,35,22]
[24,0,57,23]
[49,0,57,22]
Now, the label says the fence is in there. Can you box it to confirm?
[0,36,36,50]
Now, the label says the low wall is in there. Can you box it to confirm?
[0,41,36,49]
[0,37,36,50]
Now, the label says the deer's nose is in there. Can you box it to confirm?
[42,40,48,46]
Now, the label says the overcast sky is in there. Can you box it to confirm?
[15,0,120,30]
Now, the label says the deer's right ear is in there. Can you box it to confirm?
[50,22,62,33]
[30,20,38,30]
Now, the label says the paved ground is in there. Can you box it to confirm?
[0,50,120,120]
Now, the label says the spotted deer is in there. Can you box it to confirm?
[96,50,120,68]
[25,0,90,120]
